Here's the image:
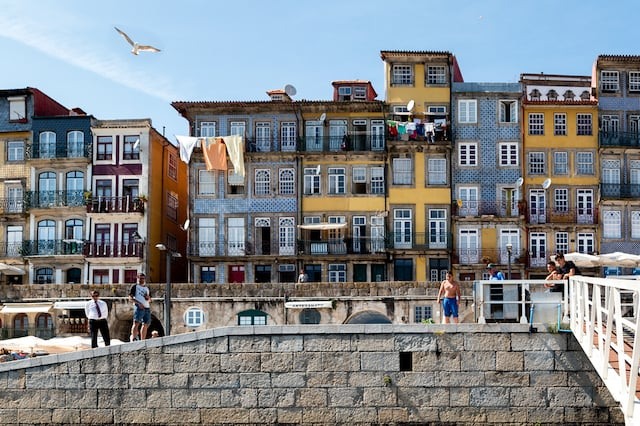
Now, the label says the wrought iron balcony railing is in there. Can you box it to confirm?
[599,131,640,148]
[300,134,386,153]
[85,242,144,258]
[28,141,92,159]
[86,196,145,214]
[452,248,528,266]
[26,190,85,209]
[452,200,522,218]
[20,240,143,257]
[386,232,452,251]
[187,241,295,257]
[601,183,640,199]
[0,242,24,257]
[0,198,26,214]
[526,207,598,225]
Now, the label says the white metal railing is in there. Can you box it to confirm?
[569,275,640,424]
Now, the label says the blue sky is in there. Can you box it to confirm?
[0,0,636,140]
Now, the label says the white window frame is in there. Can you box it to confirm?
[200,122,216,137]
[555,232,569,255]
[304,168,320,195]
[554,113,567,136]
[577,232,595,254]
[426,65,446,85]
[632,211,640,239]
[353,86,366,99]
[230,121,246,137]
[458,143,478,166]
[328,167,346,194]
[278,168,295,195]
[7,140,24,162]
[528,152,545,175]
[8,96,26,121]
[328,264,347,282]
[498,143,518,166]
[499,100,518,123]
[255,122,271,152]
[392,158,412,185]
[393,209,413,249]
[601,115,620,133]
[280,122,296,151]
[428,158,447,185]
[428,209,447,249]
[198,170,216,195]
[576,152,594,175]
[279,217,295,255]
[601,71,619,92]
[554,152,568,175]
[602,210,622,239]
[392,64,413,85]
[198,218,216,256]
[576,113,592,136]
[458,100,477,124]
[254,169,271,196]
[528,113,544,135]
[184,308,205,328]
[371,167,385,194]
[554,188,569,213]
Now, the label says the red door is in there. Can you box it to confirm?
[228,265,245,283]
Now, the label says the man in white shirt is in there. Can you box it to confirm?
[84,291,110,348]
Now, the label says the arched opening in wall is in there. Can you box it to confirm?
[66,268,82,284]
[111,313,164,341]
[344,310,391,324]
[299,308,320,324]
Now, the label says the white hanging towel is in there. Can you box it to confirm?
[175,135,200,163]
[222,135,245,178]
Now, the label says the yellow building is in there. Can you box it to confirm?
[380,51,462,281]
[520,74,599,276]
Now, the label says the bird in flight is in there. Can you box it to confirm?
[114,27,161,55]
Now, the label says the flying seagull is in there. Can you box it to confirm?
[114,27,161,55]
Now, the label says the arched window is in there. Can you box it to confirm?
[237,309,267,326]
[39,131,56,158]
[38,171,57,206]
[67,130,84,157]
[345,310,392,324]
[35,267,54,284]
[36,313,53,329]
[299,308,321,324]
[13,314,28,337]
[66,171,84,205]
[37,220,56,255]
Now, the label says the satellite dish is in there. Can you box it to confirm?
[407,99,415,111]
[132,138,140,151]
[284,84,297,96]
[319,112,326,122]
[515,177,524,187]
[316,165,321,174]
[542,178,552,189]
[180,219,190,231]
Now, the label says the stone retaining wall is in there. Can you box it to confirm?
[0,324,624,425]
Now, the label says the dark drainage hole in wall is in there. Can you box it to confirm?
[399,352,412,371]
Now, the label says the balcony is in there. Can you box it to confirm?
[382,232,451,251]
[0,242,24,257]
[28,141,92,159]
[526,207,598,225]
[0,197,25,214]
[300,134,386,152]
[452,201,522,218]
[187,241,295,257]
[21,240,143,257]
[26,190,85,209]
[85,242,144,258]
[86,196,144,214]
[601,183,640,199]
[452,248,527,266]
[599,131,640,148]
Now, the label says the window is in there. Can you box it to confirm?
[630,116,640,136]
[392,64,413,85]
[36,267,54,284]
[255,122,271,152]
[427,105,447,115]
[227,217,245,256]
[39,131,56,158]
[279,217,295,256]
[6,185,23,214]
[353,86,366,99]
[8,96,26,121]
[201,266,216,283]
[563,90,575,101]
[200,122,216,137]
[338,87,352,96]
[92,269,109,285]
[603,210,622,239]
[555,232,569,255]
[305,121,323,151]
[428,158,447,185]
[168,153,177,180]
[554,188,569,213]
[198,170,216,195]
[371,167,385,194]
[393,209,412,248]
[577,233,594,254]
[499,100,517,123]
[630,72,640,92]
[554,152,568,175]
[528,113,544,135]
[429,209,447,249]
[529,89,541,101]
[166,192,178,221]
[458,100,477,123]
[184,308,205,327]
[458,143,478,166]
[7,141,24,161]
[299,308,321,324]
[66,171,84,205]
[237,309,267,326]
[414,305,434,323]
[304,168,320,195]
[498,143,518,166]
[426,66,446,84]
[229,121,245,137]
[601,71,619,92]
[554,113,567,136]
[254,169,271,196]
[392,158,412,185]
[630,160,640,187]
[96,136,113,161]
[352,167,366,194]
[328,168,345,194]
[96,179,112,197]
[601,115,619,133]
[227,170,245,194]
[6,225,23,256]
[576,152,594,175]
[198,218,216,256]
[547,90,558,101]
[632,211,640,239]
[281,122,296,151]
[528,152,545,175]
[328,264,346,282]
[67,131,84,157]
[123,135,140,160]
[576,114,592,135]
[279,168,295,195]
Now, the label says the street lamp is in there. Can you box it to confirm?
[506,243,513,280]
[155,243,182,336]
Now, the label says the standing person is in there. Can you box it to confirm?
[129,273,151,341]
[436,271,462,324]
[297,268,308,283]
[487,263,505,280]
[84,291,110,348]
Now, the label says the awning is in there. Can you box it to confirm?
[285,301,333,309]
[53,301,89,310]
[0,263,26,275]
[297,223,347,231]
[0,303,52,314]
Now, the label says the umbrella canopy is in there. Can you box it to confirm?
[599,251,640,268]
[0,263,26,275]
[551,252,602,268]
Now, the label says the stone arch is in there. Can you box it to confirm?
[110,311,164,342]
[343,310,391,324]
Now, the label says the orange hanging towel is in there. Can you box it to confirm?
[202,137,228,171]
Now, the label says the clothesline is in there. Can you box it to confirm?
[175,135,245,177]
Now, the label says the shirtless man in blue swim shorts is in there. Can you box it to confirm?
[437,271,462,324]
